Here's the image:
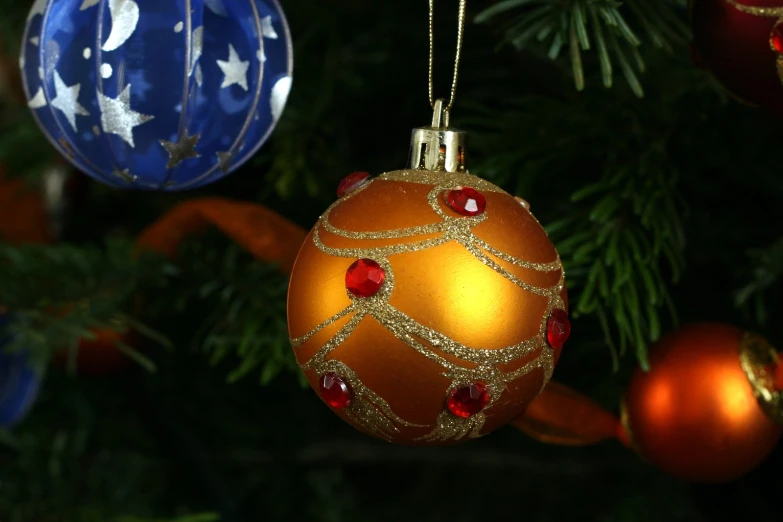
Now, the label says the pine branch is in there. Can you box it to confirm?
[735,236,783,327]
[0,240,172,369]
[475,0,689,97]
[463,55,708,370]
[152,232,299,387]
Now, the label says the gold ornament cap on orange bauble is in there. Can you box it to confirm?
[287,101,569,445]
[621,323,783,482]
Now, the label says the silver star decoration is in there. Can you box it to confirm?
[160,131,201,169]
[51,70,90,131]
[190,26,204,76]
[28,87,47,109]
[261,16,278,39]
[271,76,292,121]
[205,0,228,16]
[30,37,40,46]
[111,167,136,183]
[217,44,249,91]
[80,0,101,10]
[97,84,154,148]
[27,0,47,21]
[216,150,234,173]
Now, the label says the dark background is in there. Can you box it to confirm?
[1,0,783,520]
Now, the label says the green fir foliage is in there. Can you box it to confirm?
[1,0,783,520]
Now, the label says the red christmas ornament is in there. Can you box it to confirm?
[345,259,386,297]
[691,0,783,116]
[445,186,486,216]
[447,382,490,418]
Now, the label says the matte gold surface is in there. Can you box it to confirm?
[288,170,566,445]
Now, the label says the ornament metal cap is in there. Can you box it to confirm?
[408,99,467,173]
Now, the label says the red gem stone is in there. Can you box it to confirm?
[447,382,490,418]
[337,172,371,197]
[345,259,385,297]
[547,309,571,349]
[772,24,783,54]
[319,372,353,409]
[446,187,486,216]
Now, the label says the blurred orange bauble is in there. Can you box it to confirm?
[287,169,568,445]
[691,0,783,116]
[622,323,783,482]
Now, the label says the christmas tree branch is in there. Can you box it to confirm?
[159,233,299,387]
[475,0,689,97]
[735,236,783,327]
[0,240,172,369]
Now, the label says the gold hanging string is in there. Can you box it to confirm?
[428,0,467,123]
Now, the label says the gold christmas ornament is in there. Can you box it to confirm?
[287,0,569,445]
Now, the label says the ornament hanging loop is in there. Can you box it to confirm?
[428,0,467,123]
[409,98,466,172]
[431,98,450,128]
[410,1,468,173]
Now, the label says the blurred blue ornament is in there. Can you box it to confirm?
[21,0,293,191]
[0,315,42,428]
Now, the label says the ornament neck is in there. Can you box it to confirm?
[408,99,467,172]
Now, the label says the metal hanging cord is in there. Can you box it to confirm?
[428,0,467,124]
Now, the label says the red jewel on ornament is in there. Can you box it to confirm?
[547,309,571,349]
[319,372,353,409]
[772,24,783,54]
[447,382,490,418]
[337,172,371,197]
[345,259,386,297]
[445,186,486,216]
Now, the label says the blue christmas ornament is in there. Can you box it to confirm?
[0,315,42,428]
[21,0,293,190]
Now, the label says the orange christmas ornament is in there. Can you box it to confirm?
[287,95,568,444]
[621,323,783,482]
[513,323,783,482]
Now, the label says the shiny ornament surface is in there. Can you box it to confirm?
[691,0,783,116]
[287,169,567,445]
[0,315,42,428]
[21,0,292,190]
[622,323,783,482]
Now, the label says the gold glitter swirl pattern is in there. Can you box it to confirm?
[723,0,783,17]
[378,169,506,191]
[319,359,427,441]
[293,169,565,442]
[416,411,487,442]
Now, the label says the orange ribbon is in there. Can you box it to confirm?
[0,170,51,245]
[136,197,307,272]
[512,380,626,446]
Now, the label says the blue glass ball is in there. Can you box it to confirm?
[21,0,293,191]
[0,315,41,428]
